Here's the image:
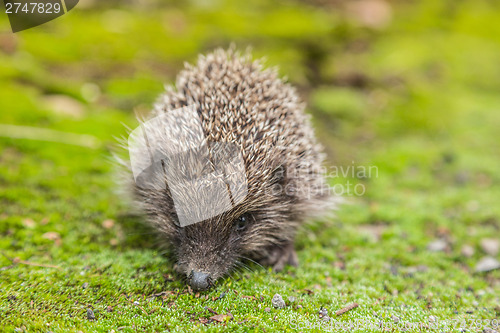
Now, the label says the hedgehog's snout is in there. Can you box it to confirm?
[188,270,212,291]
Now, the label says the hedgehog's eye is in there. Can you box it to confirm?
[234,214,249,231]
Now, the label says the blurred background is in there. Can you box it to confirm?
[1,0,499,160]
[1,0,500,330]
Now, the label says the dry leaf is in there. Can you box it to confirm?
[102,219,115,229]
[22,218,36,228]
[42,232,61,245]
[210,313,233,322]
[241,295,257,301]
[42,232,60,241]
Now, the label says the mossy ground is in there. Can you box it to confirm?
[0,0,499,332]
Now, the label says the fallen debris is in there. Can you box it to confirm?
[22,218,36,228]
[148,291,176,298]
[212,291,226,301]
[335,302,359,316]
[102,219,115,229]
[0,252,61,270]
[480,239,499,256]
[461,245,475,258]
[427,239,448,252]
[475,257,500,272]
[210,313,233,322]
[87,308,96,320]
[205,307,218,315]
[241,295,257,301]
[319,307,330,321]
[272,294,286,309]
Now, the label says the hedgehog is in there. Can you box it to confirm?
[119,48,336,290]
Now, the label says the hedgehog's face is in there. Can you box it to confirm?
[171,213,253,291]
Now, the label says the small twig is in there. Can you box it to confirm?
[0,252,60,269]
[148,291,176,299]
[335,302,359,316]
[205,307,218,315]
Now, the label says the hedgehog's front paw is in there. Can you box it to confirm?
[264,243,299,272]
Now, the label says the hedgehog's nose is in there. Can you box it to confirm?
[189,270,211,290]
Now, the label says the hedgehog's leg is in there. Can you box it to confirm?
[264,242,299,272]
